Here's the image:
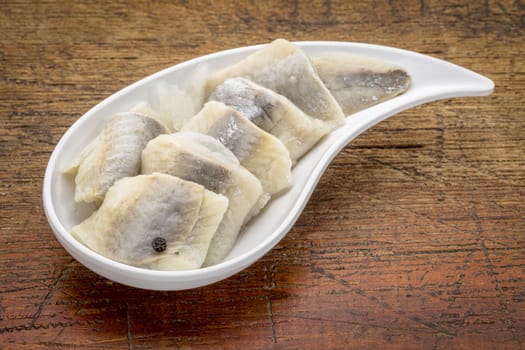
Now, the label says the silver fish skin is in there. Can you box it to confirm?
[71,173,228,270]
[142,132,268,266]
[205,39,345,130]
[312,53,411,115]
[209,77,330,163]
[182,101,293,196]
[73,112,168,204]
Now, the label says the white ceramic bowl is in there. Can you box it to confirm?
[43,41,494,290]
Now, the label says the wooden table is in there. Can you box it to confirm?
[1,1,524,349]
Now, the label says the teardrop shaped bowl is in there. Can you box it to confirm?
[43,41,494,290]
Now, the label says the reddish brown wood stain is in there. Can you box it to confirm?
[1,1,524,349]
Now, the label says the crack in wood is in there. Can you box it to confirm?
[0,321,83,334]
[311,264,458,337]
[126,302,136,350]
[420,0,427,15]
[30,263,70,327]
[480,239,519,344]
[266,296,277,344]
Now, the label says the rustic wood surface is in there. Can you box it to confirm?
[1,1,524,349]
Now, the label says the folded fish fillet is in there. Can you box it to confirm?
[312,52,411,115]
[72,112,168,204]
[205,38,345,129]
[182,101,293,195]
[209,77,330,163]
[142,132,268,266]
[71,173,228,270]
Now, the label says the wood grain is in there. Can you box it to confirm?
[1,0,524,349]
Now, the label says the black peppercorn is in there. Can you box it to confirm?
[152,237,167,252]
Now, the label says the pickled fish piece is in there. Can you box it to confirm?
[209,77,330,163]
[142,132,269,266]
[182,101,292,195]
[73,112,168,204]
[71,173,228,270]
[205,39,345,129]
[312,53,411,115]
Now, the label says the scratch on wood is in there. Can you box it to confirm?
[467,200,520,346]
[365,157,434,182]
[126,302,136,350]
[0,321,82,334]
[291,0,299,21]
[323,0,332,18]
[351,144,423,149]
[266,296,277,344]
[408,315,455,337]
[480,239,519,343]
[293,314,396,330]
[311,265,387,307]
[312,264,458,336]
[263,264,276,290]
[50,327,66,345]
[387,0,396,16]
[30,263,71,326]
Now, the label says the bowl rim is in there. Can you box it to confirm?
[43,40,494,289]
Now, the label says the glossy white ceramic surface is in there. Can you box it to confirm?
[43,41,494,290]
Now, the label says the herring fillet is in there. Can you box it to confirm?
[205,38,345,129]
[73,112,168,204]
[71,173,228,270]
[312,53,411,115]
[209,77,331,163]
[150,184,229,270]
[182,101,293,195]
[142,132,268,266]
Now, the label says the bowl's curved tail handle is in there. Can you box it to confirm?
[408,53,495,100]
[338,52,495,144]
